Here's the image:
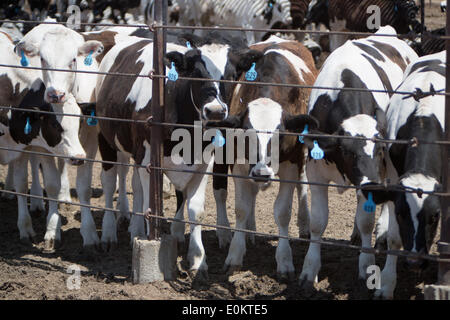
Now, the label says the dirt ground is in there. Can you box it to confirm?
[0,2,446,301]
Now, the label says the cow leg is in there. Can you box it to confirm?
[170,189,186,244]
[374,204,389,250]
[76,137,99,250]
[185,159,214,273]
[355,193,376,280]
[4,161,15,198]
[40,156,62,253]
[224,165,258,272]
[135,144,151,241]
[350,214,361,245]
[297,163,310,238]
[116,153,130,224]
[246,191,257,245]
[374,202,400,300]
[128,167,145,241]
[129,166,145,243]
[14,153,36,243]
[100,164,118,251]
[299,160,329,290]
[213,163,232,249]
[275,162,297,280]
[29,155,45,215]
[57,157,72,202]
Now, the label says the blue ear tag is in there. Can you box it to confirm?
[168,62,178,81]
[24,117,31,135]
[212,130,225,147]
[311,140,324,160]
[186,41,192,50]
[363,192,376,213]
[87,110,98,126]
[20,50,29,67]
[245,62,257,81]
[298,124,309,144]
[84,50,93,66]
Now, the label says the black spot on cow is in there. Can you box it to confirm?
[353,42,385,62]
[367,40,407,71]
[361,53,394,97]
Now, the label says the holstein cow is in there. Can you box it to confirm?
[361,51,445,299]
[207,35,318,278]
[95,33,259,275]
[0,77,85,251]
[298,26,418,291]
[14,23,108,251]
[306,0,422,51]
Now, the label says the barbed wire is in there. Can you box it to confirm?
[0,187,448,263]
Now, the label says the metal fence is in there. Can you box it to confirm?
[0,0,449,286]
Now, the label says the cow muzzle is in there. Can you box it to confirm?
[46,90,66,104]
[250,164,274,190]
[204,104,227,121]
[69,155,85,166]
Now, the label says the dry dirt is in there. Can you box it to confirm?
[0,2,446,301]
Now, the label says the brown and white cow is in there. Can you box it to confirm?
[208,35,318,278]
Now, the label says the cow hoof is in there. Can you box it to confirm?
[298,277,315,296]
[101,240,118,253]
[223,264,241,276]
[277,271,296,282]
[43,239,61,253]
[20,237,33,247]
[189,269,209,284]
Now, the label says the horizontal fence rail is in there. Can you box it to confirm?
[0,187,449,263]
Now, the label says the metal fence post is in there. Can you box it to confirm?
[148,0,167,240]
[437,0,450,286]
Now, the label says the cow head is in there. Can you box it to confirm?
[362,174,441,269]
[306,111,388,187]
[395,0,422,34]
[165,49,229,121]
[305,0,330,29]
[262,0,292,28]
[15,24,103,104]
[207,98,318,189]
[9,80,86,164]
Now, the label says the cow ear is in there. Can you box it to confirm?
[361,183,398,204]
[15,41,39,57]
[78,102,96,116]
[375,108,387,137]
[78,40,104,57]
[165,51,185,71]
[284,114,319,132]
[205,114,242,129]
[229,49,264,76]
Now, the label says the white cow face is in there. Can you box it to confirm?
[15,25,103,104]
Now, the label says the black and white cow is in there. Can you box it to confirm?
[0,26,90,251]
[206,35,319,278]
[298,26,418,291]
[95,33,259,274]
[14,23,109,250]
[0,78,86,251]
[360,51,445,299]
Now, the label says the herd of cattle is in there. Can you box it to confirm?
[0,1,446,300]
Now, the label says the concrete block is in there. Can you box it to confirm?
[424,285,450,300]
[132,234,178,284]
